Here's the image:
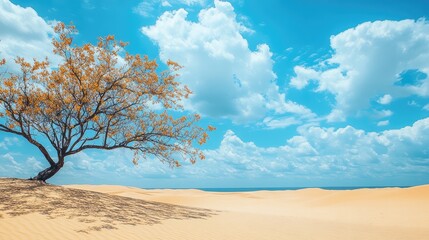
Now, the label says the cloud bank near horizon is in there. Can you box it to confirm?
[2,117,428,187]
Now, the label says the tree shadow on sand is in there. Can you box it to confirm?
[0,178,217,233]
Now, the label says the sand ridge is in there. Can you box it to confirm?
[0,178,216,235]
[1,178,429,239]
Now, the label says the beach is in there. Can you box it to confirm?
[0,178,428,240]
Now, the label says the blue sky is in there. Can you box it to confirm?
[1,0,429,188]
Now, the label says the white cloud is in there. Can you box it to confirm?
[26,156,44,171]
[291,19,429,121]
[326,109,346,122]
[142,0,314,123]
[290,66,319,89]
[161,1,172,7]
[0,153,24,175]
[62,148,175,179]
[373,109,393,119]
[262,116,301,129]
[265,87,315,118]
[423,103,429,111]
[377,120,389,126]
[134,0,206,17]
[180,0,206,6]
[2,153,17,165]
[408,100,418,107]
[2,118,429,186]
[0,136,19,150]
[377,94,393,105]
[133,1,156,17]
[202,117,429,180]
[0,0,60,71]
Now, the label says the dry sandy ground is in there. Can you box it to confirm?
[0,178,428,240]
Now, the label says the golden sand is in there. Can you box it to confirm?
[1,178,428,239]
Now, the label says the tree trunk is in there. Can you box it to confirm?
[30,160,64,182]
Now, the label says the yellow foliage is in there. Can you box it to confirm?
[4,80,13,88]
[0,22,214,171]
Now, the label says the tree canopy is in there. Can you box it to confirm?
[0,23,213,182]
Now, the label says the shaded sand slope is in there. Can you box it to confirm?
[70,184,429,228]
[67,184,429,239]
[0,178,215,239]
[1,178,429,240]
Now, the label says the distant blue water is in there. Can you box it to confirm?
[191,186,412,192]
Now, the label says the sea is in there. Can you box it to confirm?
[148,186,412,192]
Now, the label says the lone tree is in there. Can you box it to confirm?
[0,23,213,182]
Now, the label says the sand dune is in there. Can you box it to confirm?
[1,178,429,239]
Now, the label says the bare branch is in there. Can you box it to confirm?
[0,22,213,181]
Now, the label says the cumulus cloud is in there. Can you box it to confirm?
[142,0,314,123]
[0,0,60,71]
[161,1,172,7]
[377,94,393,105]
[203,117,429,181]
[2,118,428,186]
[290,66,319,90]
[291,19,429,121]
[61,149,174,179]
